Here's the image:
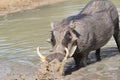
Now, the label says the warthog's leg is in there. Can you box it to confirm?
[95,48,101,61]
[73,54,81,69]
[73,52,88,69]
[113,17,120,53]
[79,55,88,67]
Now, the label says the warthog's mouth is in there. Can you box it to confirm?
[36,47,69,75]
[36,47,69,63]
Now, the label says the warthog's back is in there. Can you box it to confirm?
[81,0,118,21]
[73,0,119,51]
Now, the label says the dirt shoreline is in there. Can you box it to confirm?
[1,47,120,80]
[0,0,65,16]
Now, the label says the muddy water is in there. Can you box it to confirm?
[0,0,120,80]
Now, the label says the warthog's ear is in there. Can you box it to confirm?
[51,22,56,30]
[69,20,80,40]
[46,38,51,43]
[69,20,75,29]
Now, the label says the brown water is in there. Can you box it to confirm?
[0,0,120,79]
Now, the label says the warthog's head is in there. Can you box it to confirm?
[37,21,80,76]
[48,21,80,58]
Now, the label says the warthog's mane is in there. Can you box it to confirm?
[60,0,114,27]
[60,14,88,26]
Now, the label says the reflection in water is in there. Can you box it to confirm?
[0,0,120,79]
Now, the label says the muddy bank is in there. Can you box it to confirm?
[1,47,119,80]
[64,48,120,80]
[37,47,120,80]
[0,0,65,16]
[65,55,120,80]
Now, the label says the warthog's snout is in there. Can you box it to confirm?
[37,47,69,63]
[36,46,69,75]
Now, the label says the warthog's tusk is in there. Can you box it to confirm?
[59,47,69,75]
[62,47,69,62]
[37,47,46,62]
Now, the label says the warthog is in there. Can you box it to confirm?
[37,0,120,75]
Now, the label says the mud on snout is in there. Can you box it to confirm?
[36,47,69,79]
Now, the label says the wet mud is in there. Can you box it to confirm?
[37,47,120,80]
[64,47,120,80]
[1,47,120,80]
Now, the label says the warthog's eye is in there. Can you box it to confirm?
[51,31,56,46]
[62,31,72,47]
